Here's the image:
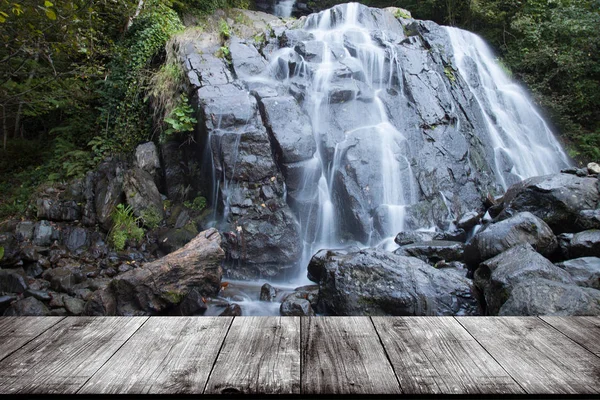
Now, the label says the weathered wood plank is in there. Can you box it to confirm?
[540,316,600,357]
[204,317,300,395]
[372,317,524,394]
[0,317,64,361]
[302,316,401,394]
[457,317,600,394]
[0,316,147,394]
[79,317,232,394]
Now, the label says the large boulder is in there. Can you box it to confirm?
[499,173,599,233]
[134,142,161,176]
[84,228,224,315]
[394,240,464,264]
[0,270,28,293]
[499,279,600,316]
[307,247,478,316]
[474,244,574,315]
[564,230,600,259]
[465,212,557,265]
[3,297,50,316]
[123,167,164,221]
[36,198,81,222]
[556,257,600,289]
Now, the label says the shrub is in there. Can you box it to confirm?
[109,204,145,250]
[184,196,207,212]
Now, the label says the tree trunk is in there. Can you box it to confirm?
[126,0,145,31]
[13,51,40,139]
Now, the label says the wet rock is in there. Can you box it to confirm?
[135,142,161,176]
[0,232,21,266]
[308,247,478,316]
[499,279,600,316]
[565,230,600,258]
[457,211,481,231]
[500,173,600,233]
[44,267,80,294]
[260,283,278,302]
[36,198,81,222]
[25,289,52,302]
[15,221,35,241]
[280,296,315,316]
[465,212,557,265]
[84,228,224,315]
[0,270,28,293]
[219,303,242,316]
[394,230,436,246]
[258,95,316,164]
[556,257,600,289]
[170,289,208,316]
[230,38,268,77]
[123,167,164,221]
[3,297,50,316]
[160,141,187,202]
[0,295,17,313]
[94,161,125,231]
[394,240,464,263]
[25,262,44,278]
[65,227,89,252]
[474,244,574,315]
[587,162,600,175]
[158,224,198,254]
[577,210,600,230]
[33,220,54,246]
[64,296,85,315]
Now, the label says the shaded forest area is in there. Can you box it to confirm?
[1,0,599,221]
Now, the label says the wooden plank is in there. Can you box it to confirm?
[302,316,401,395]
[0,317,147,394]
[457,317,600,394]
[540,316,600,357]
[0,317,64,361]
[372,317,524,394]
[79,317,232,394]
[204,317,300,395]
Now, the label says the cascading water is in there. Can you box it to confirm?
[196,3,571,315]
[446,27,570,188]
[273,0,296,18]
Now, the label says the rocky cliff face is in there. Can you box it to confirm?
[180,3,569,279]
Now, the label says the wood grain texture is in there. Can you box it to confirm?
[372,317,524,394]
[79,317,232,394]
[457,316,600,394]
[0,317,64,361]
[0,316,147,394]
[302,316,401,394]
[204,317,300,395]
[540,316,600,356]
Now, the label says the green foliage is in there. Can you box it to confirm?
[218,45,232,64]
[444,66,456,83]
[140,207,162,229]
[163,94,197,141]
[109,204,145,251]
[219,18,231,40]
[0,246,4,261]
[184,196,207,212]
[394,9,411,19]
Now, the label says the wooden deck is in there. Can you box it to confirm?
[0,316,599,396]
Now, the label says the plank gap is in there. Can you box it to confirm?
[202,316,235,395]
[369,316,404,393]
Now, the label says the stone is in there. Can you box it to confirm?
[123,167,164,221]
[36,198,81,222]
[465,212,557,265]
[577,210,600,230]
[25,263,44,278]
[84,228,224,315]
[25,289,52,302]
[474,244,574,315]
[260,283,278,302]
[556,257,600,289]
[280,296,315,316]
[308,247,478,316]
[219,303,242,316]
[3,297,50,316]
[0,270,28,293]
[15,221,35,241]
[64,296,85,315]
[230,38,268,77]
[65,227,89,252]
[0,232,20,266]
[94,161,125,231]
[33,220,54,246]
[135,142,161,175]
[0,295,17,313]
[587,162,600,175]
[565,230,600,258]
[394,230,436,246]
[500,173,599,233]
[158,224,199,254]
[457,211,481,231]
[170,289,208,316]
[499,279,600,316]
[44,267,80,294]
[394,240,464,263]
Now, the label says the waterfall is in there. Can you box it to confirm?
[446,27,570,188]
[273,0,296,18]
